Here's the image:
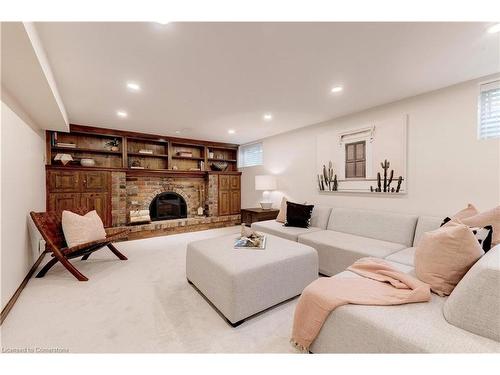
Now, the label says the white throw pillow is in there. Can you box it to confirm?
[62,210,107,248]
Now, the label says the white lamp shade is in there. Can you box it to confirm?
[255,175,277,191]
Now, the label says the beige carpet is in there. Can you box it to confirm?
[0,227,300,353]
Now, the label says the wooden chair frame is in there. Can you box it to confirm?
[30,208,129,281]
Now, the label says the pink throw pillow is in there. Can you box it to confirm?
[459,206,500,246]
[276,197,287,223]
[451,203,479,220]
[415,221,484,296]
[62,210,107,248]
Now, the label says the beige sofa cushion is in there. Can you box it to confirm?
[443,245,500,342]
[251,220,322,242]
[298,230,406,276]
[309,206,332,229]
[415,221,484,297]
[385,247,416,266]
[62,210,106,248]
[327,207,418,247]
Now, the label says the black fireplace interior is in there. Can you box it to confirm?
[149,192,187,221]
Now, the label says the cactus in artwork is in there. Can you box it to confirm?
[371,159,404,194]
[380,159,390,192]
[396,176,403,193]
[320,161,337,191]
[387,169,394,191]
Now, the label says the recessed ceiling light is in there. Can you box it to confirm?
[331,86,343,93]
[116,110,128,118]
[487,23,500,34]
[228,129,236,134]
[175,130,181,134]
[156,21,170,25]
[126,82,141,91]
[263,113,273,121]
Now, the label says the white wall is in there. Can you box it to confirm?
[1,100,46,310]
[241,75,500,217]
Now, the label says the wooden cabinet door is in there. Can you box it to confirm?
[48,193,81,214]
[230,175,240,190]
[80,171,109,192]
[218,190,231,216]
[230,190,241,214]
[47,171,80,192]
[219,175,230,191]
[80,192,109,226]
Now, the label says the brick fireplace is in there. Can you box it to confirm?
[110,172,240,240]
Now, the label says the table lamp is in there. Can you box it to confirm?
[255,175,277,209]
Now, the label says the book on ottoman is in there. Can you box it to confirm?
[234,224,266,249]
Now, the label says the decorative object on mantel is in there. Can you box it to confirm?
[105,138,120,152]
[129,209,151,224]
[54,153,74,166]
[370,159,404,193]
[172,165,178,170]
[255,175,277,209]
[80,158,96,167]
[210,161,228,171]
[317,161,338,191]
[196,185,205,216]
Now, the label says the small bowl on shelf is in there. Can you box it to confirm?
[210,161,228,171]
[80,158,96,167]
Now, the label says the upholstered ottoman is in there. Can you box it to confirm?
[186,233,318,326]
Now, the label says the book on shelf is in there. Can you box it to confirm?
[177,151,193,157]
[138,149,153,154]
[130,166,145,169]
[56,142,76,148]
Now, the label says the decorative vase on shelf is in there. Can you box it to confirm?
[111,146,119,152]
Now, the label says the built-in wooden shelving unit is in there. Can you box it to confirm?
[46,124,240,175]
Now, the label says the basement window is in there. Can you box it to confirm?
[238,142,263,168]
[478,80,500,140]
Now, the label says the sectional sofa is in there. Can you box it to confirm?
[251,206,500,353]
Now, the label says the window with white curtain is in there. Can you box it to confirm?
[478,80,500,140]
[238,142,263,167]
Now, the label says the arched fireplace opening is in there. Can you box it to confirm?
[149,192,187,221]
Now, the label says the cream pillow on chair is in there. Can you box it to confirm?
[415,221,484,297]
[62,210,107,248]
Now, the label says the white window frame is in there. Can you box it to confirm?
[238,141,263,168]
[478,79,500,140]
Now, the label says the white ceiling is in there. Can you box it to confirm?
[35,22,499,144]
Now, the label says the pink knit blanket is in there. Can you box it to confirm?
[291,257,431,352]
